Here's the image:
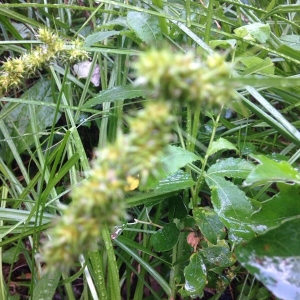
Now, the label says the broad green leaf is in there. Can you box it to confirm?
[32,270,62,300]
[81,85,149,108]
[207,176,255,242]
[84,30,120,47]
[250,183,300,233]
[201,240,235,268]
[184,252,206,298]
[147,170,195,192]
[207,157,254,179]
[0,79,60,163]
[238,57,274,75]
[239,142,257,155]
[206,159,255,241]
[127,11,162,46]
[2,246,20,264]
[280,35,300,51]
[193,207,226,244]
[234,23,270,43]
[236,219,300,300]
[161,145,200,175]
[243,155,300,186]
[142,146,199,190]
[207,137,238,157]
[209,39,237,49]
[168,195,188,220]
[150,223,180,252]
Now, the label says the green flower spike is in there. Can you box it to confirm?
[42,100,173,272]
[0,28,89,96]
[135,49,237,109]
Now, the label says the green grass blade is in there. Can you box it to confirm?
[114,238,172,297]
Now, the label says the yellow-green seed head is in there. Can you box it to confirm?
[135,49,237,109]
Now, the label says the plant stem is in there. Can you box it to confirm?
[152,0,169,35]
[192,107,224,207]
[102,224,121,300]
[204,0,215,44]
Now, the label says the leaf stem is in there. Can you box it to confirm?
[192,106,223,207]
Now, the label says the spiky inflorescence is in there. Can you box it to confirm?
[42,49,235,272]
[135,49,236,109]
[0,28,89,95]
[42,101,173,272]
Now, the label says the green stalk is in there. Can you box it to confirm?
[204,0,215,44]
[186,106,193,152]
[102,224,121,300]
[169,219,184,299]
[152,0,169,35]
[133,224,149,300]
[0,187,8,300]
[50,66,90,171]
[186,104,202,207]
[192,107,223,207]
[185,0,191,27]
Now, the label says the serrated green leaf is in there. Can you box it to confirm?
[207,158,254,179]
[243,155,300,186]
[162,145,200,173]
[184,252,206,298]
[250,183,300,233]
[142,145,200,190]
[146,170,195,192]
[32,270,62,300]
[207,137,238,157]
[81,85,150,108]
[127,11,162,46]
[234,23,270,43]
[193,207,226,244]
[235,219,300,300]
[201,240,235,267]
[150,223,180,252]
[84,30,120,47]
[207,176,255,242]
